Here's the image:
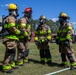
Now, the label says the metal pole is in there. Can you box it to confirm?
[45,67,70,75]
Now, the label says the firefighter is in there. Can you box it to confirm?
[34,15,52,65]
[2,3,25,73]
[56,12,76,70]
[16,7,32,65]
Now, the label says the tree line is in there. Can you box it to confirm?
[30,19,59,34]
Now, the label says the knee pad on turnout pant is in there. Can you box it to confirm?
[67,53,74,63]
[7,48,16,62]
[24,49,29,57]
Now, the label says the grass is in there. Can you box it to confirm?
[0,42,76,75]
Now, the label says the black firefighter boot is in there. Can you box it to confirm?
[2,65,13,74]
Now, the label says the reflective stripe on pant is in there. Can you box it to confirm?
[39,49,52,62]
[39,49,45,61]
[44,49,52,61]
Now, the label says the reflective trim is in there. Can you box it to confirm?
[56,36,59,39]
[46,58,52,61]
[47,30,51,34]
[5,35,19,40]
[24,31,29,36]
[40,58,45,61]
[23,59,28,63]
[62,30,67,32]
[62,62,69,65]
[16,61,23,65]
[67,26,72,30]
[8,23,15,28]
[10,62,15,67]
[46,36,51,40]
[41,39,45,42]
[71,62,76,66]
[3,65,11,70]
[60,38,66,41]
[27,24,31,28]
[16,30,20,35]
[4,24,8,28]
[40,31,44,34]
[28,36,30,40]
[35,37,38,41]
[19,24,26,27]
[19,36,24,38]
[66,35,71,39]
[58,29,67,33]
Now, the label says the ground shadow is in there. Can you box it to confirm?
[0,65,2,71]
[28,59,62,67]
[0,61,2,72]
[47,62,60,67]
[0,65,2,72]
[28,59,40,64]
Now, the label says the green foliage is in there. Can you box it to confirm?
[31,19,59,33]
[47,19,58,33]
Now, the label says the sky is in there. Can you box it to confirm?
[0,0,76,28]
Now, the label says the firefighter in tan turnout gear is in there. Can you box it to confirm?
[2,3,25,73]
[35,15,52,65]
[56,12,76,70]
[16,7,32,65]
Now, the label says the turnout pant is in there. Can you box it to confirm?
[39,49,52,63]
[59,44,76,65]
[17,39,29,62]
[3,39,17,65]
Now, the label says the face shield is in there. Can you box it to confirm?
[39,19,46,25]
[59,18,64,23]
[9,10,19,17]
[24,11,32,18]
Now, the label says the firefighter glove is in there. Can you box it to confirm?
[45,39,49,43]
[65,39,70,46]
[56,39,60,45]
[20,30,24,35]
[35,41,39,45]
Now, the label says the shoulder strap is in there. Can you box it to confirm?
[1,15,8,32]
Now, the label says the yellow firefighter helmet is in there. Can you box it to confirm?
[8,3,18,10]
[59,12,70,19]
[39,15,46,20]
